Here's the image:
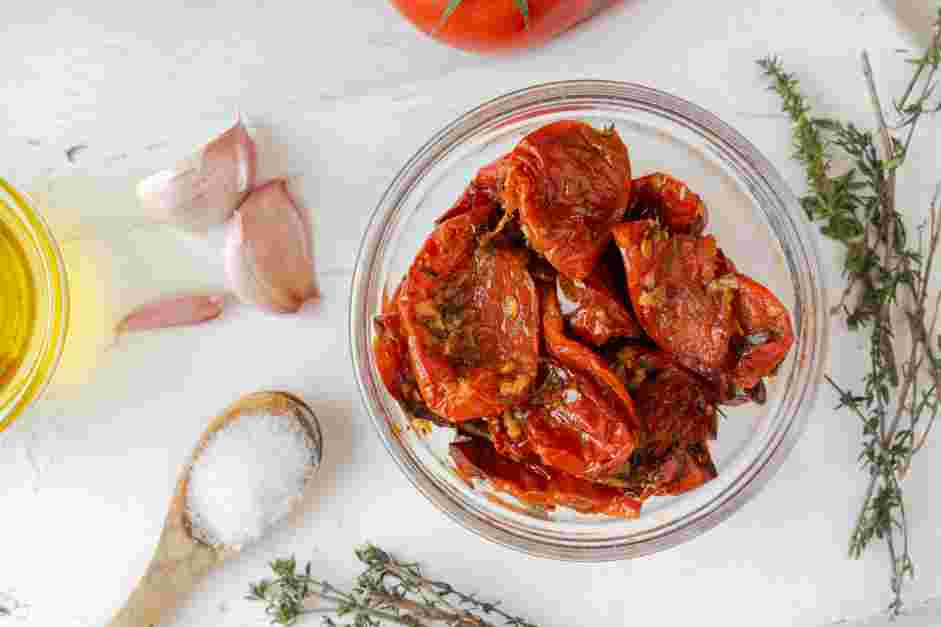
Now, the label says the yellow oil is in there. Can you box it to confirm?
[0,217,38,395]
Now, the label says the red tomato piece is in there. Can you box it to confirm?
[612,220,735,379]
[373,312,408,402]
[611,343,675,392]
[400,206,541,421]
[557,261,644,347]
[731,273,795,391]
[450,437,641,518]
[500,120,632,280]
[654,443,718,496]
[649,442,719,496]
[436,155,508,224]
[632,364,718,456]
[614,441,718,499]
[629,173,708,235]
[541,284,640,431]
[489,360,637,480]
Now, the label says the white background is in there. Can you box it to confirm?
[1,1,940,626]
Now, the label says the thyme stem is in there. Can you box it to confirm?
[758,16,941,613]
[248,546,539,627]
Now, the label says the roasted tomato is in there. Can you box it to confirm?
[372,121,798,519]
[541,284,639,430]
[450,437,641,518]
[436,156,508,224]
[489,360,637,479]
[611,343,675,391]
[612,220,735,379]
[373,312,408,401]
[400,205,541,421]
[374,274,413,402]
[500,120,632,280]
[613,442,718,499]
[629,173,708,235]
[657,443,718,496]
[633,364,718,456]
[557,262,644,347]
[730,273,795,391]
[611,342,717,458]
[374,309,455,426]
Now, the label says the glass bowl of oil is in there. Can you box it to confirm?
[0,178,69,433]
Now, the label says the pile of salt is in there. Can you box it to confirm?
[186,411,316,548]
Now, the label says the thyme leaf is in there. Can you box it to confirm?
[758,11,941,615]
[249,544,540,626]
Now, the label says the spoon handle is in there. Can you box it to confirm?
[108,484,220,626]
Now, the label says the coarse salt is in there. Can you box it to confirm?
[186,411,316,549]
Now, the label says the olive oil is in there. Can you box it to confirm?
[0,179,68,430]
[0,217,37,394]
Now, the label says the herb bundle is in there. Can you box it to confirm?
[758,12,941,615]
[249,544,539,626]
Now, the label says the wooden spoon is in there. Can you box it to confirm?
[108,391,322,627]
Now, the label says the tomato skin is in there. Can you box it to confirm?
[373,313,408,401]
[502,120,632,280]
[633,364,718,456]
[450,437,641,518]
[557,263,644,347]
[389,0,612,54]
[436,156,507,224]
[399,185,540,421]
[489,360,636,479]
[731,273,795,390]
[629,173,708,236]
[399,195,501,420]
[648,443,718,497]
[610,439,718,498]
[541,284,640,431]
[612,220,735,379]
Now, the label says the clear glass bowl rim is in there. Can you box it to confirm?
[350,80,827,561]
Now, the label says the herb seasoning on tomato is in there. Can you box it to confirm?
[373,119,794,519]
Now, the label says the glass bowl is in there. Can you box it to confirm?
[350,81,827,560]
[0,178,69,433]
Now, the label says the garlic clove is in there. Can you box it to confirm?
[115,293,227,336]
[224,180,318,314]
[137,117,256,233]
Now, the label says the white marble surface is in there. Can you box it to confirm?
[1,2,940,626]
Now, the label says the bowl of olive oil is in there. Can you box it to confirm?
[0,178,68,433]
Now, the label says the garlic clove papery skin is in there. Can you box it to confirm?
[224,180,319,314]
[137,117,257,233]
[115,293,227,336]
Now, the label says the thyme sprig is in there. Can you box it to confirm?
[758,11,941,616]
[249,544,540,627]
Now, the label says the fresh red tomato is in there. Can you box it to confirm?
[389,0,614,54]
